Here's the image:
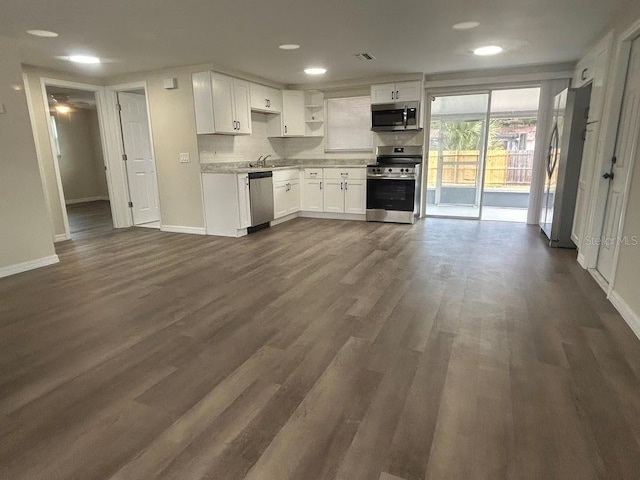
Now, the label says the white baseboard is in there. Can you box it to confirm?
[299,211,366,221]
[609,290,640,341]
[577,251,587,269]
[0,254,60,279]
[160,225,206,235]
[65,196,109,205]
[54,233,70,242]
[271,213,299,226]
[588,268,609,293]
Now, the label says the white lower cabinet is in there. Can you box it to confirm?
[323,179,345,213]
[202,172,251,237]
[301,179,323,211]
[237,173,251,229]
[344,178,366,214]
[273,169,300,219]
[319,168,366,214]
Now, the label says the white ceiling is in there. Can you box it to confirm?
[1,0,631,84]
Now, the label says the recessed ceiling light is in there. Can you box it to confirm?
[27,29,59,37]
[452,21,480,30]
[473,45,503,56]
[304,67,326,75]
[68,55,101,64]
[279,44,300,50]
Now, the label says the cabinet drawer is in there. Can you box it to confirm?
[304,168,323,179]
[273,168,300,182]
[323,167,366,180]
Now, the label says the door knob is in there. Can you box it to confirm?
[603,172,614,180]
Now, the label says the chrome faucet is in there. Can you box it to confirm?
[255,155,272,168]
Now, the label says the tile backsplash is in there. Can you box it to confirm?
[197,113,285,163]
[198,113,424,164]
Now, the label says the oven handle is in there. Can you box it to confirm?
[366,175,416,180]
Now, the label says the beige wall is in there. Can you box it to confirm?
[22,65,104,237]
[55,107,108,202]
[0,37,56,270]
[106,65,206,229]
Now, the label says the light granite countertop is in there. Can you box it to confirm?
[200,159,370,174]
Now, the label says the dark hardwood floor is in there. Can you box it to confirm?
[1,217,640,480]
[66,200,114,239]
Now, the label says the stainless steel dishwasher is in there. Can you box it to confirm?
[248,171,274,231]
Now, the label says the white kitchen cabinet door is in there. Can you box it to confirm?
[273,181,289,219]
[267,87,282,114]
[250,84,282,114]
[395,81,422,102]
[237,174,251,229]
[323,179,345,213]
[344,179,366,214]
[286,180,301,215]
[233,79,252,135]
[371,83,396,104]
[282,90,306,136]
[192,72,215,134]
[301,179,323,211]
[211,73,236,134]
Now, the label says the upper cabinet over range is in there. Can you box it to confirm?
[371,80,423,105]
[250,84,282,114]
[192,71,252,135]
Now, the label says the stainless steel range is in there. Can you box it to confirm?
[366,146,423,224]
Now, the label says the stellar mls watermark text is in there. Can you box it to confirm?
[584,235,639,247]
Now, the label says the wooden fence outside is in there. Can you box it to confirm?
[427,150,534,188]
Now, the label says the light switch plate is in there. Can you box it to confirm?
[179,152,190,163]
[0,104,5,114]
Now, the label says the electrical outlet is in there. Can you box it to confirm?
[179,152,190,163]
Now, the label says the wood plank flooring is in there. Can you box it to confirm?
[1,217,640,479]
[66,200,113,239]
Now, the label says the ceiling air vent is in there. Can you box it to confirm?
[355,52,376,61]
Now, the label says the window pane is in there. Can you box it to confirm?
[326,97,373,151]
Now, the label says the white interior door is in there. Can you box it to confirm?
[118,92,159,225]
[597,38,640,281]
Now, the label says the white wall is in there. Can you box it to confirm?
[0,37,57,274]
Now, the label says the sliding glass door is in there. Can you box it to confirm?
[427,93,490,219]
[426,88,541,222]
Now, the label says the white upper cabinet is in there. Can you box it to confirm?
[233,79,252,134]
[192,71,252,135]
[371,80,423,104]
[250,84,282,114]
[371,83,397,104]
[281,90,306,136]
[268,90,306,137]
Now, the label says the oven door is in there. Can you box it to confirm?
[366,177,416,211]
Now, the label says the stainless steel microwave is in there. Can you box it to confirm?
[371,101,420,132]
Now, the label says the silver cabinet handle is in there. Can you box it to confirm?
[245,176,249,185]
[345,181,348,191]
[284,125,288,134]
[396,90,399,99]
[340,182,343,190]
[391,91,394,100]
[237,121,241,130]
[320,181,322,190]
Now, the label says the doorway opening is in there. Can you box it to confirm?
[426,87,541,222]
[115,89,160,228]
[45,85,113,239]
